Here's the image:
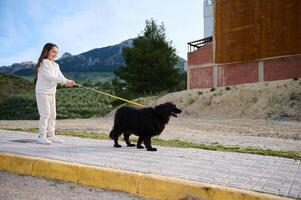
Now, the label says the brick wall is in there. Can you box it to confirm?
[264,55,301,81]
[189,67,213,89]
[188,43,213,66]
[188,46,301,89]
[218,62,258,87]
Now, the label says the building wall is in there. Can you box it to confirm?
[188,0,301,89]
[215,0,301,63]
[203,0,213,37]
[264,55,301,81]
[218,62,258,86]
[188,43,213,66]
[187,42,301,89]
[189,67,213,89]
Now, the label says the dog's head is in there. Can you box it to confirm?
[154,102,182,118]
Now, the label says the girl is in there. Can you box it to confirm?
[35,43,75,144]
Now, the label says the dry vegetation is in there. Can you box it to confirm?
[137,79,301,121]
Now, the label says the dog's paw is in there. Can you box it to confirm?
[137,145,144,149]
[127,144,136,147]
[147,148,157,151]
[114,144,122,148]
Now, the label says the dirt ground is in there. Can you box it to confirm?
[1,117,300,154]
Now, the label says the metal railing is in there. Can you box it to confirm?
[187,36,213,53]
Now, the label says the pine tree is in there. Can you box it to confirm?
[114,19,181,97]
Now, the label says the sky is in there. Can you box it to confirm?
[0,0,204,66]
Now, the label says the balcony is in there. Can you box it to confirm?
[187,36,213,53]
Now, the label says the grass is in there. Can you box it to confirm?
[0,72,119,120]
[187,96,197,105]
[1,127,300,160]
[63,72,114,85]
[20,72,115,84]
[0,72,34,102]
[0,87,116,120]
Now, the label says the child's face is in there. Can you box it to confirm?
[47,47,58,61]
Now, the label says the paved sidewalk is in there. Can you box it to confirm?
[0,130,300,199]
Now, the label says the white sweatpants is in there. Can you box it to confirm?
[36,93,56,137]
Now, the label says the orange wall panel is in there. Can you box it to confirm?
[215,0,301,63]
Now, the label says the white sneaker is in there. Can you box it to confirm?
[37,135,52,145]
[48,135,64,143]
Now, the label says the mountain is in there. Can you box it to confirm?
[60,52,72,59]
[0,61,35,75]
[176,56,186,71]
[57,39,133,73]
[0,39,187,75]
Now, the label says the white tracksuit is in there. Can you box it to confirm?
[35,59,68,137]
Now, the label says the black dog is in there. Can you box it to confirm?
[109,102,182,151]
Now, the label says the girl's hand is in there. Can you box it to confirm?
[65,80,75,87]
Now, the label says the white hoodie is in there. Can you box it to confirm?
[35,59,68,94]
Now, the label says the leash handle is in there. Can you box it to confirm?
[74,83,146,108]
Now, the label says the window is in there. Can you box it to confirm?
[206,0,213,6]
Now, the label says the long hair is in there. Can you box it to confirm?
[35,43,58,75]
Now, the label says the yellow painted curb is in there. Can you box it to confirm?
[0,152,295,200]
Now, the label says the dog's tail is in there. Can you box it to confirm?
[109,128,118,139]
[109,130,114,139]
[109,108,124,139]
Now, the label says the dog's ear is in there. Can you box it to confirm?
[154,103,171,117]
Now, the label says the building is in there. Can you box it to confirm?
[187,0,301,89]
[203,0,213,37]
